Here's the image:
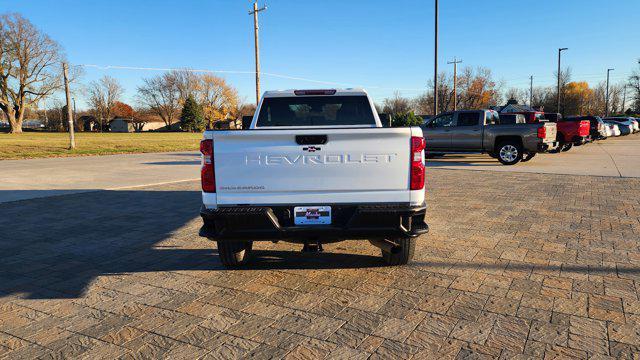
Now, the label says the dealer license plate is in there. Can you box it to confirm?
[294,206,331,225]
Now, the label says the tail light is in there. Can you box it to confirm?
[578,121,590,137]
[410,136,426,190]
[537,126,546,139]
[200,139,215,193]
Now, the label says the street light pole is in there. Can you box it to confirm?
[605,68,614,117]
[433,0,438,116]
[556,47,568,114]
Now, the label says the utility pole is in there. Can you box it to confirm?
[433,0,438,116]
[447,57,462,110]
[529,75,533,107]
[556,47,568,114]
[249,2,267,106]
[72,97,77,123]
[62,63,75,150]
[605,68,614,117]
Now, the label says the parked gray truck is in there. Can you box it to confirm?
[421,110,558,165]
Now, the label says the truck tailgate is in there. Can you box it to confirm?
[212,128,412,205]
[542,122,557,142]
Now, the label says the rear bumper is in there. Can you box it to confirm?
[573,136,589,145]
[199,203,429,242]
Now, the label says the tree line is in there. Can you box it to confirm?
[381,66,640,118]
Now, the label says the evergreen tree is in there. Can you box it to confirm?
[391,111,424,127]
[180,95,205,132]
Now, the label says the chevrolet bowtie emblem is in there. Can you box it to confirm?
[302,146,321,152]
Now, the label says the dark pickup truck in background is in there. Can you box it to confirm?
[421,110,558,165]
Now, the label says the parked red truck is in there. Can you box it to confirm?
[508,111,589,152]
[543,113,591,152]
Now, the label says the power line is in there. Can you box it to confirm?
[79,64,427,91]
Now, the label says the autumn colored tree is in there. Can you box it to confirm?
[197,74,239,128]
[111,101,134,119]
[87,76,123,132]
[137,72,180,129]
[562,82,593,116]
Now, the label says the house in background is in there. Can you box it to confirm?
[108,116,172,132]
[492,98,544,113]
[109,118,135,132]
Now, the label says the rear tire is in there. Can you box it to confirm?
[217,241,253,267]
[381,237,415,266]
[496,141,523,165]
[560,142,573,152]
[521,152,536,162]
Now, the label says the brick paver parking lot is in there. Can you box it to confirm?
[1,169,639,359]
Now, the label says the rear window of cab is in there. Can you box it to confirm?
[256,96,375,127]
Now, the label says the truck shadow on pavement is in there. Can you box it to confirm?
[0,189,381,300]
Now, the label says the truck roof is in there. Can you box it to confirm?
[263,88,368,98]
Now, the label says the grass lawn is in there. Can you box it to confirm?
[0,132,203,160]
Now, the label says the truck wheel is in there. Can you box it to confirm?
[496,141,523,165]
[521,153,536,162]
[381,237,415,265]
[560,142,573,152]
[217,241,253,267]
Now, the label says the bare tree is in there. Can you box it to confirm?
[505,88,528,105]
[628,64,640,113]
[382,91,412,116]
[87,76,123,132]
[131,107,154,132]
[171,69,200,102]
[0,13,65,133]
[137,73,180,129]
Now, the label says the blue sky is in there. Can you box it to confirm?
[4,0,639,108]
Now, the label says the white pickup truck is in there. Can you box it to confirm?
[199,89,428,267]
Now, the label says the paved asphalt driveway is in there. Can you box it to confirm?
[1,167,639,358]
[0,152,200,203]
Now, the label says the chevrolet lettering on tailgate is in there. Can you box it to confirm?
[245,153,397,166]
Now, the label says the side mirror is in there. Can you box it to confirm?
[242,116,253,130]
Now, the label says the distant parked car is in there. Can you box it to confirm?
[498,113,526,124]
[604,120,630,136]
[609,123,621,137]
[602,124,613,138]
[564,115,608,140]
[603,117,636,134]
